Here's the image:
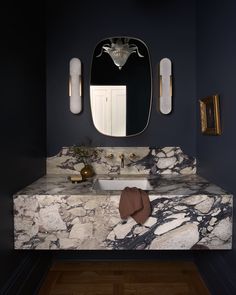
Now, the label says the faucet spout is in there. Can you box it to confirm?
[119,154,124,168]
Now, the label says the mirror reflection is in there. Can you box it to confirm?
[90,36,152,137]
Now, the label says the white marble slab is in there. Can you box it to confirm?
[14,174,232,250]
[15,174,229,196]
[47,146,196,175]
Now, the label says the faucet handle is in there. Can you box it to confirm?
[119,153,125,168]
[105,153,114,159]
[129,153,137,160]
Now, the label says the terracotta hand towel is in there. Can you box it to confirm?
[119,187,151,224]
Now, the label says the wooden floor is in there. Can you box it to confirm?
[38,261,211,295]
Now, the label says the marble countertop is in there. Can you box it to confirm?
[14,174,230,196]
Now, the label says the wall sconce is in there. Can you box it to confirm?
[159,58,172,114]
[69,58,82,114]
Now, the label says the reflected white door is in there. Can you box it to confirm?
[90,85,126,136]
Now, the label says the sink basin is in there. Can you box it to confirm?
[93,178,153,191]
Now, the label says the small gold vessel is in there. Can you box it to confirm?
[80,164,94,179]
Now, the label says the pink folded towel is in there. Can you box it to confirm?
[119,187,151,224]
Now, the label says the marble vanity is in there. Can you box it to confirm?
[14,147,233,250]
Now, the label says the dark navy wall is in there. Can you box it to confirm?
[0,2,50,294]
[196,0,236,294]
[4,1,236,292]
[46,0,196,157]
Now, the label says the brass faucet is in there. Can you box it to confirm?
[119,154,125,168]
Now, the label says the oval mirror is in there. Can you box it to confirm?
[90,36,152,137]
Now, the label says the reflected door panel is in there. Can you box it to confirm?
[90,85,126,136]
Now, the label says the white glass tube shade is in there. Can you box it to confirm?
[159,58,172,114]
[69,58,82,114]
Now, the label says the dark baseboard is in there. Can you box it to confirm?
[0,252,52,295]
[194,251,236,295]
[52,250,194,261]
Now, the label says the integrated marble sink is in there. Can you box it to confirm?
[93,178,153,191]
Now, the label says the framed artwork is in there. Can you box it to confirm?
[199,94,221,135]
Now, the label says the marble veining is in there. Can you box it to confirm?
[105,195,232,250]
[14,174,232,250]
[47,146,196,175]
[16,174,228,196]
[14,146,232,250]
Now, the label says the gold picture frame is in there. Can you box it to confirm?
[199,94,221,135]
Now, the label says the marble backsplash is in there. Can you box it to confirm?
[47,146,196,175]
